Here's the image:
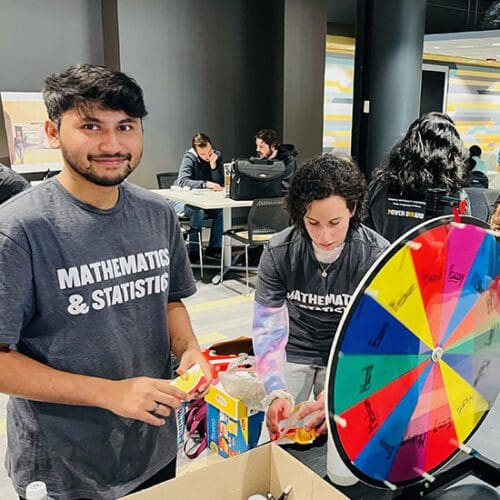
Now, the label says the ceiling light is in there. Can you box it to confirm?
[492,42,500,46]
[457,45,474,49]
[432,45,441,49]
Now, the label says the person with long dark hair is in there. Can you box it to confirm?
[366,112,469,242]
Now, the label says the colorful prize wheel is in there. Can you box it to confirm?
[326,215,499,488]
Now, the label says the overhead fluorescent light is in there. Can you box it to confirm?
[492,42,500,46]
[432,45,441,49]
[457,45,474,49]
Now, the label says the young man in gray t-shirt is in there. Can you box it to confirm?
[0,65,212,500]
[252,155,389,440]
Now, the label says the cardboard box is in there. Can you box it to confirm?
[123,443,347,500]
[205,384,264,458]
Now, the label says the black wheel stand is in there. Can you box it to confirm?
[394,452,500,499]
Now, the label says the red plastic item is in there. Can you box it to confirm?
[201,348,241,376]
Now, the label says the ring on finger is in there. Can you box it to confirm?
[151,402,161,414]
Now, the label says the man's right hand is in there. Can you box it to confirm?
[206,181,223,192]
[266,397,293,441]
[105,377,188,426]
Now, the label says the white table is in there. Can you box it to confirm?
[151,189,253,273]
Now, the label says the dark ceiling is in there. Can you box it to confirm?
[327,0,499,35]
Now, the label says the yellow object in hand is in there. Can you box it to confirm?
[170,364,208,396]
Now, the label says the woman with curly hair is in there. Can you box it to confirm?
[252,154,389,442]
[366,112,469,242]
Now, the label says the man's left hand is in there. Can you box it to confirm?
[177,348,213,398]
[208,151,218,169]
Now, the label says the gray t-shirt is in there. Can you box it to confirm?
[0,178,196,499]
[255,225,389,365]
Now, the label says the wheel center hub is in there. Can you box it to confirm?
[431,346,444,362]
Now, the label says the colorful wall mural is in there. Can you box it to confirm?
[323,35,500,170]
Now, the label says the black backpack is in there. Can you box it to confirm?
[466,171,489,189]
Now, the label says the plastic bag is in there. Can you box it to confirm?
[218,354,266,410]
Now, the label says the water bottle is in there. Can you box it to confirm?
[326,435,358,486]
[25,481,54,500]
[223,163,232,198]
[175,401,186,445]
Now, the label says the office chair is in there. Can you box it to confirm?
[464,187,500,222]
[220,198,289,293]
[156,172,178,189]
[156,172,204,277]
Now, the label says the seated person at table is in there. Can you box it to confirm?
[175,132,224,260]
[252,154,389,438]
[255,129,298,194]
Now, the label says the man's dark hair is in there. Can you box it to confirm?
[469,145,482,158]
[43,64,148,124]
[373,112,466,195]
[287,154,367,237]
[255,129,279,149]
[192,133,212,150]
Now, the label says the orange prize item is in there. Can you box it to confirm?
[277,401,323,445]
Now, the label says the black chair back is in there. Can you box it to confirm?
[247,198,289,241]
[464,187,500,222]
[156,172,178,189]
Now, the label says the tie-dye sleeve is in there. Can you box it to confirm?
[252,300,289,395]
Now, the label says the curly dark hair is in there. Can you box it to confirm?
[43,64,148,125]
[287,154,367,237]
[255,129,280,148]
[372,112,467,194]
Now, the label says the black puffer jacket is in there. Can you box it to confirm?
[276,144,298,193]
[0,164,29,205]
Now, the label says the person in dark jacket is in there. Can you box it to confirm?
[255,129,298,194]
[366,112,469,243]
[175,133,223,259]
[0,164,29,205]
